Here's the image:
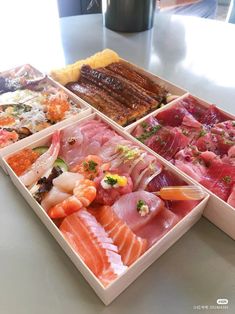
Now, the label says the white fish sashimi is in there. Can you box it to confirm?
[112,191,164,232]
[53,172,84,193]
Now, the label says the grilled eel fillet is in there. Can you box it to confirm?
[66,63,168,126]
[106,62,168,103]
[66,78,137,125]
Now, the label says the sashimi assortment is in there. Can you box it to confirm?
[0,65,84,149]
[132,95,235,207]
[7,118,205,286]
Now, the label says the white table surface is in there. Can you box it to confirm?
[0,11,235,314]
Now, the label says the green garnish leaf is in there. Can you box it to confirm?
[141,121,148,129]
[198,129,207,138]
[83,160,98,172]
[104,176,118,186]
[116,144,141,161]
[222,175,231,184]
[136,125,162,143]
[137,199,146,211]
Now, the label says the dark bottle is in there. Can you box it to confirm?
[102,0,156,32]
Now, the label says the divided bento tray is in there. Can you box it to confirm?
[0,64,91,172]
[126,93,235,240]
[2,112,209,305]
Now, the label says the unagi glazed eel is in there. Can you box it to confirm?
[100,67,159,110]
[106,62,168,103]
[80,65,153,111]
[66,79,138,125]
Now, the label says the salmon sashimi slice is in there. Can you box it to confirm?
[88,206,148,266]
[59,209,127,286]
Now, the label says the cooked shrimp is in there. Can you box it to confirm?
[48,178,96,218]
[19,130,60,187]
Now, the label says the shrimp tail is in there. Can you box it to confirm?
[48,178,96,219]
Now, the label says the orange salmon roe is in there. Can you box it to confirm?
[0,116,15,126]
[7,149,39,176]
[45,94,70,122]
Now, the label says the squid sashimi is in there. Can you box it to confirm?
[88,206,148,266]
[112,191,164,232]
[136,208,179,246]
[60,209,127,286]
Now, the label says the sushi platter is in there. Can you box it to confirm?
[0,49,234,305]
[0,64,91,171]
[2,112,209,305]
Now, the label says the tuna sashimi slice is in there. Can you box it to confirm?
[199,152,235,201]
[200,105,228,127]
[146,168,198,217]
[212,120,235,141]
[112,191,164,233]
[147,169,186,192]
[181,96,207,121]
[146,126,190,161]
[136,208,179,246]
[195,132,233,156]
[88,206,148,266]
[157,103,200,127]
[60,209,127,286]
[175,148,235,202]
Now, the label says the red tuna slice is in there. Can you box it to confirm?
[132,116,160,139]
[94,171,133,206]
[112,191,165,233]
[175,149,235,201]
[156,103,198,127]
[199,152,235,201]
[60,209,127,286]
[211,120,235,143]
[200,105,229,127]
[169,200,200,218]
[135,208,179,246]
[146,168,198,216]
[174,146,208,181]
[146,126,190,161]
[147,169,186,192]
[181,96,207,121]
[196,132,234,156]
[88,206,148,266]
[222,145,235,166]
